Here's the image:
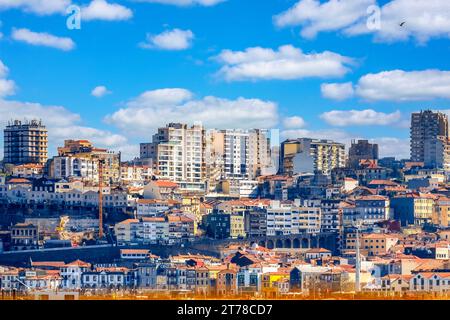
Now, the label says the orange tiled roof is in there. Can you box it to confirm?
[356,195,389,201]
[31,261,66,268]
[154,180,179,188]
[368,180,398,186]
[8,178,31,184]
[117,219,139,225]
[65,260,91,268]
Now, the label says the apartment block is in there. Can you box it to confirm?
[148,123,206,191]
[391,193,436,226]
[52,140,121,184]
[280,138,345,175]
[4,120,48,165]
[206,129,272,181]
[348,140,379,168]
[343,195,390,226]
[410,110,449,169]
[266,200,321,236]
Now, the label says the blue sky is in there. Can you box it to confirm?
[1,0,450,160]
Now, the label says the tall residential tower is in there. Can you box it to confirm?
[3,120,48,165]
[410,110,450,169]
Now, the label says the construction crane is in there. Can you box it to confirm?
[98,159,106,239]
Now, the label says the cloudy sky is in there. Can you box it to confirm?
[1,0,450,160]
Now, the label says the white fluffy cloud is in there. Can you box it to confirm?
[274,0,374,39]
[215,45,354,82]
[0,0,70,15]
[0,0,134,22]
[274,0,450,43]
[140,29,194,50]
[82,0,133,21]
[0,79,16,97]
[105,88,279,135]
[320,109,402,127]
[356,70,450,101]
[348,0,450,43]
[133,0,225,6]
[0,60,16,97]
[51,125,127,147]
[12,28,75,51]
[321,82,354,100]
[91,86,111,98]
[371,137,410,159]
[324,70,450,102]
[283,116,306,129]
[127,88,193,107]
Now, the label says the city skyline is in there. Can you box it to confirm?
[1,0,450,160]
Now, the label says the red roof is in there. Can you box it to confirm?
[368,180,398,186]
[154,180,179,188]
[8,178,31,184]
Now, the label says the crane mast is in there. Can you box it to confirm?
[98,159,105,239]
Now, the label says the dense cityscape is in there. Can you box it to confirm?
[1,110,450,299]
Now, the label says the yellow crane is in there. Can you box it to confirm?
[55,216,85,245]
[56,216,70,239]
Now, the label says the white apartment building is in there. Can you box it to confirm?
[2,183,128,209]
[82,271,126,288]
[343,195,390,226]
[12,164,44,178]
[120,165,153,184]
[223,129,249,179]
[295,207,321,234]
[60,260,91,290]
[266,200,322,236]
[52,156,98,181]
[153,123,205,192]
[410,273,450,293]
[266,201,294,236]
[239,180,259,198]
[136,199,170,217]
[207,129,272,181]
[141,217,169,244]
[320,200,342,233]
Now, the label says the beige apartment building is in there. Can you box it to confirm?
[51,140,121,184]
[280,138,345,176]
